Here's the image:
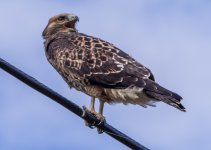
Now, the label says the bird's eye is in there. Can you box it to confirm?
[57,16,65,22]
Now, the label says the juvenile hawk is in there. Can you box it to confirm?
[42,13,186,122]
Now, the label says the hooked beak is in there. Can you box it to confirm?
[65,15,79,28]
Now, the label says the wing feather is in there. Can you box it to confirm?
[45,32,154,89]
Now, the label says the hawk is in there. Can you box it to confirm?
[42,13,186,124]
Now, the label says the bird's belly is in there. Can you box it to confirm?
[103,86,156,107]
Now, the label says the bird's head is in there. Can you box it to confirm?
[42,13,79,39]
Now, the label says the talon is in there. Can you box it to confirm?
[97,128,104,134]
[96,118,106,134]
[97,117,106,126]
[83,98,106,134]
[82,106,87,117]
[96,115,106,134]
[95,114,105,122]
[83,105,96,129]
[84,120,96,129]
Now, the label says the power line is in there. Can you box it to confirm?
[0,57,149,150]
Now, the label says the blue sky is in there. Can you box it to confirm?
[0,0,211,150]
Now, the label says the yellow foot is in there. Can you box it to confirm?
[95,113,106,134]
[82,106,106,134]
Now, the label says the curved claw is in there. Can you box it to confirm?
[82,105,106,134]
[85,120,96,129]
[97,128,104,134]
[85,121,96,129]
[97,119,106,134]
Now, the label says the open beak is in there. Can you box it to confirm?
[65,16,79,28]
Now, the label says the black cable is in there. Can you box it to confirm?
[0,57,149,150]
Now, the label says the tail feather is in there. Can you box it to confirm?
[144,79,186,112]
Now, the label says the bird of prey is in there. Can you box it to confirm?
[42,13,186,123]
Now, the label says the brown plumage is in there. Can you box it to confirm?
[42,13,186,122]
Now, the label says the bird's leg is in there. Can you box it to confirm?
[84,97,97,128]
[97,100,105,121]
[83,98,106,133]
[97,101,106,134]
[89,97,96,114]
[84,97,105,119]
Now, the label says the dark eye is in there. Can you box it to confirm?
[57,16,65,22]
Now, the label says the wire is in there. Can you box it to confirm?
[0,57,149,150]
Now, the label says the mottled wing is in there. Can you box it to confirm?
[71,33,153,89]
[45,32,153,89]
